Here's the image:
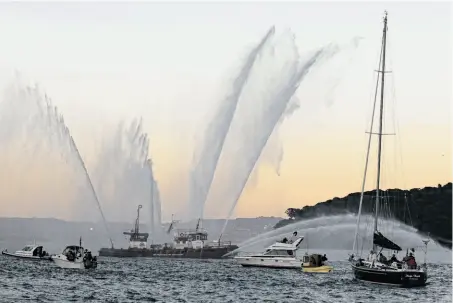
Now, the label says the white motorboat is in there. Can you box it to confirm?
[234,232,304,269]
[51,240,98,269]
[1,244,51,261]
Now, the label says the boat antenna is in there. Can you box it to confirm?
[373,10,389,251]
[195,218,201,232]
[79,236,82,248]
[135,205,143,235]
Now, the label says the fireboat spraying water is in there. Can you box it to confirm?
[99,205,238,258]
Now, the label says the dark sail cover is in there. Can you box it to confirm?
[373,231,402,251]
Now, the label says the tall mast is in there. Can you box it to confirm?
[135,204,142,234]
[374,11,388,233]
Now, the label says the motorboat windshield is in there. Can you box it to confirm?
[20,245,36,252]
[261,249,295,257]
[62,246,83,255]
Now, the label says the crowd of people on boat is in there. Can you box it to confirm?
[366,248,418,269]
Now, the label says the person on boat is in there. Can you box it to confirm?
[281,237,288,243]
[288,231,297,244]
[406,252,417,269]
[378,253,387,264]
[389,254,399,264]
[321,254,328,265]
[368,250,377,262]
[310,255,316,266]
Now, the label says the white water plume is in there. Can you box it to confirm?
[92,119,161,236]
[148,159,162,237]
[248,95,301,185]
[224,214,449,260]
[0,79,113,247]
[187,26,276,220]
[207,31,341,234]
[248,36,364,184]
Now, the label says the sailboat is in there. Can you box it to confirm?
[349,11,428,288]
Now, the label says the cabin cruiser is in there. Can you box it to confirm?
[1,244,51,261]
[235,232,304,269]
[301,253,333,273]
[51,240,97,269]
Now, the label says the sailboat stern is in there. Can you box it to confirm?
[401,271,427,287]
[352,264,427,288]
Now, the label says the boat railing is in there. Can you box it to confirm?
[174,228,208,235]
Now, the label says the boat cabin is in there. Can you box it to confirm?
[123,205,149,249]
[16,245,46,257]
[124,231,149,249]
[261,249,295,257]
[173,229,208,249]
[248,237,304,258]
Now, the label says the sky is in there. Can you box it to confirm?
[0,1,451,222]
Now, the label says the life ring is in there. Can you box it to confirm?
[180,233,184,237]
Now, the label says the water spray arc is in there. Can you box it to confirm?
[217,45,338,239]
[187,26,276,220]
[223,214,447,259]
[147,158,162,241]
[69,135,114,248]
[0,80,114,247]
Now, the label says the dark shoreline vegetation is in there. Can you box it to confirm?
[275,183,452,249]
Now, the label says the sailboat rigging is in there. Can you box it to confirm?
[349,11,428,288]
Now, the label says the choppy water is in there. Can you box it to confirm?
[0,255,451,303]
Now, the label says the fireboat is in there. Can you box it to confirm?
[98,205,238,259]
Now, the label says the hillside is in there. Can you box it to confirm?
[275,183,452,248]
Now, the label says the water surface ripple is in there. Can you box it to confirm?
[0,256,451,302]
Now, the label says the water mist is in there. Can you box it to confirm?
[92,119,162,237]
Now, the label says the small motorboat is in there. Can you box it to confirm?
[234,231,304,269]
[301,253,333,273]
[1,244,51,261]
[51,238,97,269]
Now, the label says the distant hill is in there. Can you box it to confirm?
[275,183,452,249]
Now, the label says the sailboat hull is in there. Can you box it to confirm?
[352,264,427,288]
